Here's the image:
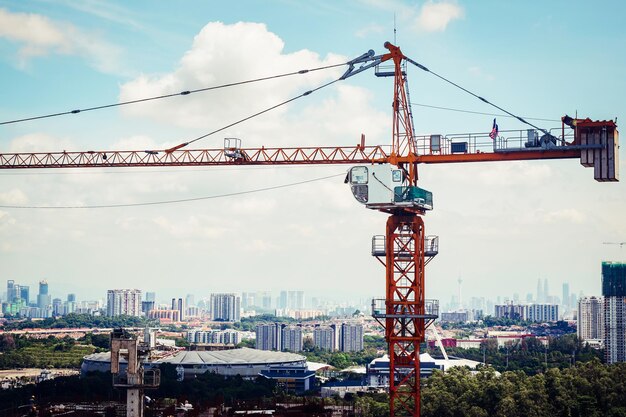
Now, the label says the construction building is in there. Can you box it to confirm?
[603,262,626,363]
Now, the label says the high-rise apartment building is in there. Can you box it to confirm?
[281,325,303,352]
[256,323,282,351]
[209,293,241,322]
[106,289,142,317]
[313,324,337,351]
[527,304,559,322]
[578,296,604,342]
[602,262,626,364]
[187,329,240,345]
[494,303,528,320]
[340,323,364,352]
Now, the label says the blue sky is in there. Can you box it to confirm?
[0,1,624,308]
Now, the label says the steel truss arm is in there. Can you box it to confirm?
[0,145,389,169]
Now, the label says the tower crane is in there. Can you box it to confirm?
[0,42,619,417]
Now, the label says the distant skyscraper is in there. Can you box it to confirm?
[141,300,155,314]
[296,291,305,309]
[37,280,51,309]
[313,324,337,351]
[241,292,252,309]
[256,323,281,351]
[52,298,63,316]
[145,292,156,302]
[20,286,29,305]
[578,296,604,342]
[209,293,241,322]
[602,262,626,364]
[278,291,288,309]
[281,325,303,352]
[339,323,363,352]
[172,298,185,321]
[6,280,14,302]
[185,294,195,308]
[543,278,549,302]
[260,292,272,309]
[562,283,570,310]
[106,289,142,317]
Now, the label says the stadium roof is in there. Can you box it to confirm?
[83,347,306,366]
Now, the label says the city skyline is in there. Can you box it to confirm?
[0,275,599,311]
[0,1,624,304]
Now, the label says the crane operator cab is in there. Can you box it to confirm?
[346,164,433,211]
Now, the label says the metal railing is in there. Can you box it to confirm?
[371,298,439,319]
[414,127,575,156]
[112,369,160,388]
[371,235,439,257]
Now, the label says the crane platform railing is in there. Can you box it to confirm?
[371,298,439,320]
[414,127,581,156]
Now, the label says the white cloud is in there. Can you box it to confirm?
[51,0,143,30]
[119,22,345,131]
[151,215,226,239]
[355,23,385,38]
[0,189,28,205]
[414,1,463,32]
[243,239,278,252]
[0,8,123,73]
[468,66,495,81]
[7,133,75,153]
[231,198,277,215]
[542,208,586,224]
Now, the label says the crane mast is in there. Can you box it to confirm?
[0,42,619,417]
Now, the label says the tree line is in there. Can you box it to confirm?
[429,334,602,375]
[1,313,156,331]
[421,360,626,417]
[0,333,109,369]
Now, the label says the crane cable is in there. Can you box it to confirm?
[410,102,560,123]
[405,57,561,140]
[0,62,348,126]
[0,173,345,209]
[166,77,341,152]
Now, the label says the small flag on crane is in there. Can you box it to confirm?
[489,118,499,140]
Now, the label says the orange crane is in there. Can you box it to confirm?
[0,42,619,417]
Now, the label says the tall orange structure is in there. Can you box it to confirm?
[0,43,619,417]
